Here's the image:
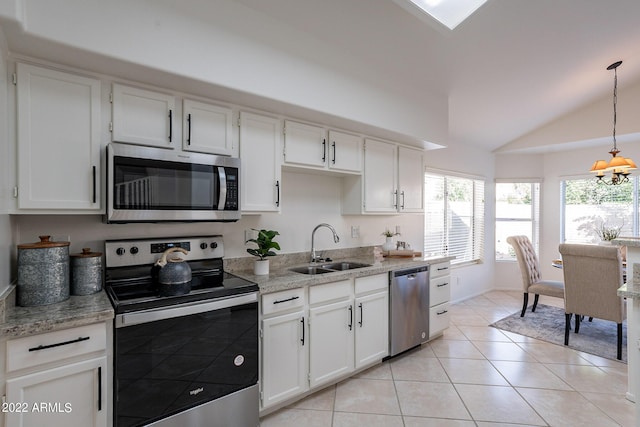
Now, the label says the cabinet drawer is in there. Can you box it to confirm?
[429,302,450,339]
[6,322,107,373]
[262,288,306,316]
[355,273,388,296]
[430,275,451,307]
[309,280,351,305]
[430,261,450,279]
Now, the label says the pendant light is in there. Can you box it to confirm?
[590,60,636,185]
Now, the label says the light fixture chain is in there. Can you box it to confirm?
[613,66,617,149]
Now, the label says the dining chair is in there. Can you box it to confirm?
[507,236,564,317]
[558,243,625,360]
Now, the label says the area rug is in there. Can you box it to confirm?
[490,304,627,362]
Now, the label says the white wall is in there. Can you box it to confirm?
[13,170,425,262]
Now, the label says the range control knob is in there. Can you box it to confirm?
[116,247,126,256]
[210,242,218,249]
[130,246,139,255]
[200,243,208,250]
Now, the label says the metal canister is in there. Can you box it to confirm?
[70,248,103,296]
[17,235,70,306]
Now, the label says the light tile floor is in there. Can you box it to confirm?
[259,290,636,426]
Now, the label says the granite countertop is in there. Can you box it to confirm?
[229,255,454,295]
[0,288,114,339]
[612,237,640,247]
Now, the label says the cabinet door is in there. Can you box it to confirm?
[309,299,354,388]
[328,130,362,174]
[355,290,389,369]
[430,302,450,339]
[16,63,101,210]
[363,139,397,212]
[283,120,326,169]
[111,83,175,148]
[261,311,308,408]
[398,146,424,212]
[5,357,107,427]
[239,112,282,212]
[183,99,233,155]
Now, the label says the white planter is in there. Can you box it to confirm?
[254,259,270,275]
[382,236,395,251]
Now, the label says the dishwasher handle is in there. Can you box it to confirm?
[392,265,428,278]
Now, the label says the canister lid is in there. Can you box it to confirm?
[17,235,70,249]
[71,248,103,258]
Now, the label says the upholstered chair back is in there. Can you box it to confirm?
[507,236,541,291]
[558,243,625,324]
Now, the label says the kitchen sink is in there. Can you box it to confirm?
[319,262,371,271]
[289,266,335,275]
[289,262,371,275]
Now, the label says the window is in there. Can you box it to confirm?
[424,172,485,265]
[495,182,540,261]
[561,177,636,243]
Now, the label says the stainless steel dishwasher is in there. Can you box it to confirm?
[389,265,429,357]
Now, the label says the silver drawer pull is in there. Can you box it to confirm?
[28,336,90,352]
[437,283,449,287]
[273,296,300,304]
[436,310,448,315]
[437,267,449,271]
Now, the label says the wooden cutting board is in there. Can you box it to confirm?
[384,250,422,258]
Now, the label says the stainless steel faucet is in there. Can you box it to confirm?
[310,223,340,262]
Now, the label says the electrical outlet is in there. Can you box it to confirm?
[351,226,360,238]
[244,229,256,242]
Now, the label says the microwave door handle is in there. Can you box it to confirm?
[218,167,227,210]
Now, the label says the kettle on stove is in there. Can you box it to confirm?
[154,247,192,296]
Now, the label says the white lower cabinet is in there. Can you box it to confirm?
[260,274,389,411]
[5,357,107,427]
[309,298,354,388]
[3,322,109,427]
[429,261,451,338]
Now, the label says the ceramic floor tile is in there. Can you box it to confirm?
[457,325,511,342]
[403,417,476,427]
[491,360,572,390]
[578,351,628,368]
[401,342,438,358]
[500,330,540,343]
[259,408,333,427]
[352,361,393,380]
[450,313,489,326]
[439,358,509,386]
[395,381,471,419]
[332,412,403,427]
[288,385,335,411]
[515,341,593,365]
[454,384,546,425]
[334,378,400,415]
[429,339,486,359]
[517,387,621,427]
[581,391,636,427]
[390,354,449,382]
[544,363,628,394]
[439,324,469,341]
[472,341,539,362]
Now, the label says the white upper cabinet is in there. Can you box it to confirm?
[342,139,424,214]
[182,99,233,155]
[283,120,326,168]
[283,121,362,174]
[16,63,102,211]
[327,130,362,173]
[239,112,282,212]
[397,145,424,212]
[111,83,176,148]
[363,139,398,213]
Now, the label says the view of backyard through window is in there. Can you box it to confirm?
[562,177,636,243]
[495,182,540,261]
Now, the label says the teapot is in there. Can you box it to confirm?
[154,247,192,296]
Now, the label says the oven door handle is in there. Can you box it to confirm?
[115,292,257,328]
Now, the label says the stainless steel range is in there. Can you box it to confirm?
[105,236,259,427]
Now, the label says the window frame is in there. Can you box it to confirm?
[424,169,485,266]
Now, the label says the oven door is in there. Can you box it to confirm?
[113,292,258,427]
[106,143,240,223]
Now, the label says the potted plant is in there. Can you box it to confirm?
[246,229,281,275]
[382,229,400,251]
[596,222,622,244]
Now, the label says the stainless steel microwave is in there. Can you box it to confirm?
[106,143,240,223]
